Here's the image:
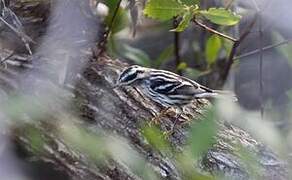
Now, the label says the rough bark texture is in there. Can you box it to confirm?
[0,0,288,180]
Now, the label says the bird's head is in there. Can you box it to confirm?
[115,65,146,87]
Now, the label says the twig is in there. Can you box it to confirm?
[257,15,264,119]
[193,19,237,42]
[251,0,264,118]
[173,18,182,75]
[251,0,260,11]
[234,39,292,60]
[221,16,257,82]
[0,15,34,44]
[97,0,122,56]
[225,0,235,9]
[0,12,34,55]
[0,51,14,69]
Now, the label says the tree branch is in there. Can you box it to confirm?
[192,19,237,42]
[97,0,122,56]
[234,39,292,60]
[173,17,182,75]
[258,13,264,119]
[221,16,257,82]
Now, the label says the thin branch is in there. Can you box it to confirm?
[97,0,122,56]
[258,16,264,119]
[225,0,235,9]
[173,17,182,75]
[234,39,292,60]
[251,0,264,118]
[0,51,14,69]
[0,16,34,44]
[193,19,237,42]
[221,16,257,82]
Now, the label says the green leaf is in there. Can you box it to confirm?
[272,31,292,67]
[200,8,241,26]
[154,45,174,68]
[171,11,193,32]
[122,45,151,67]
[205,35,222,66]
[181,0,200,6]
[188,107,216,158]
[144,0,185,21]
[142,125,171,154]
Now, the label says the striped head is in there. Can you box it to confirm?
[116,65,147,87]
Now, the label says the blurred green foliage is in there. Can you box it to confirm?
[142,124,172,153]
[26,126,45,154]
[188,107,216,158]
[235,144,262,179]
[9,96,278,180]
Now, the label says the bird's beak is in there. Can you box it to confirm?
[113,82,123,89]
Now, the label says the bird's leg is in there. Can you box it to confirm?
[163,107,185,137]
[149,107,172,126]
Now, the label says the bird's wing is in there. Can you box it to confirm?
[148,77,196,96]
[146,67,216,94]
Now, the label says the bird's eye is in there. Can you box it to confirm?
[118,66,144,84]
[119,68,132,81]
[122,72,137,83]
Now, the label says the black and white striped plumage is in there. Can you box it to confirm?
[116,65,236,108]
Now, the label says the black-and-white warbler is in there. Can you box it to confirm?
[116,65,237,109]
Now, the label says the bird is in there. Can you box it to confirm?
[115,65,236,128]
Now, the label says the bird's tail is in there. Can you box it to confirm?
[194,90,237,101]
[212,90,238,101]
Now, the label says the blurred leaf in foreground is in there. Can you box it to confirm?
[142,124,172,154]
[61,122,108,163]
[26,126,45,154]
[174,107,217,180]
[61,122,158,180]
[236,144,262,179]
[188,107,217,158]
